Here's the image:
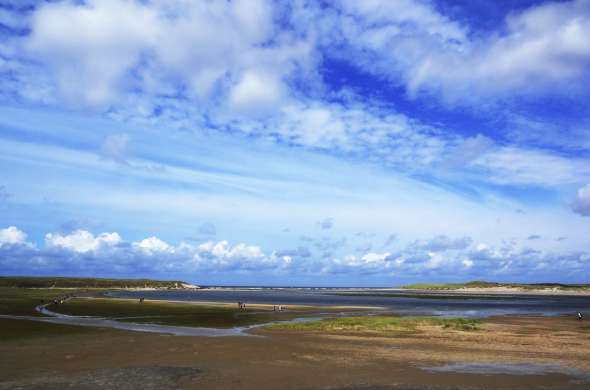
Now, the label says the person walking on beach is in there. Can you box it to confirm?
[578,312,584,320]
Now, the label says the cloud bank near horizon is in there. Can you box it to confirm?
[1,226,587,285]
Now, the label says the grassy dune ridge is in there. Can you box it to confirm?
[0,276,187,288]
[329,292,526,300]
[403,281,590,291]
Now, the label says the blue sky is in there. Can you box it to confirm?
[1,0,590,286]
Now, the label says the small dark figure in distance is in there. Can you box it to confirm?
[578,312,583,320]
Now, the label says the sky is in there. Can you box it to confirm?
[0,0,589,286]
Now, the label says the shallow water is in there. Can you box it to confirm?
[421,362,590,383]
[107,288,590,318]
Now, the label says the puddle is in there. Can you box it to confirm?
[421,362,590,383]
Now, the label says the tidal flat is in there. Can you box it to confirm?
[1,287,590,389]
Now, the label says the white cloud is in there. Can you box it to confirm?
[26,0,160,106]
[197,240,264,261]
[572,184,590,216]
[337,0,466,48]
[22,0,310,109]
[228,71,285,115]
[1,226,589,282]
[134,236,171,253]
[0,226,27,246]
[361,252,391,264]
[45,230,121,253]
[471,147,590,186]
[306,0,590,102]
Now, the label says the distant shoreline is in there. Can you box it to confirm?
[2,276,589,296]
[400,287,590,296]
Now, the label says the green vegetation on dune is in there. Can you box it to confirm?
[329,292,525,300]
[0,276,186,288]
[266,315,480,333]
[403,281,590,291]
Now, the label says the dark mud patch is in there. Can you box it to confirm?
[0,365,201,390]
[421,362,590,383]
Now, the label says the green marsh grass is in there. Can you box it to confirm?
[52,298,318,328]
[267,315,480,333]
[0,287,78,316]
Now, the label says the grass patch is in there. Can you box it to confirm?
[0,287,80,316]
[51,298,315,328]
[0,318,93,341]
[267,315,480,333]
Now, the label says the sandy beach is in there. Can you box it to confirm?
[1,286,589,389]
[2,311,590,389]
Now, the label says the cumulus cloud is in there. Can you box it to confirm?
[228,71,285,116]
[0,227,589,281]
[45,230,122,253]
[0,226,287,276]
[134,236,170,254]
[20,0,309,108]
[572,184,590,216]
[25,0,160,106]
[0,226,27,246]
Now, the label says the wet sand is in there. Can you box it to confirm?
[79,296,385,311]
[1,315,589,389]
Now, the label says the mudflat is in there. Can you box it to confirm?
[1,314,589,389]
